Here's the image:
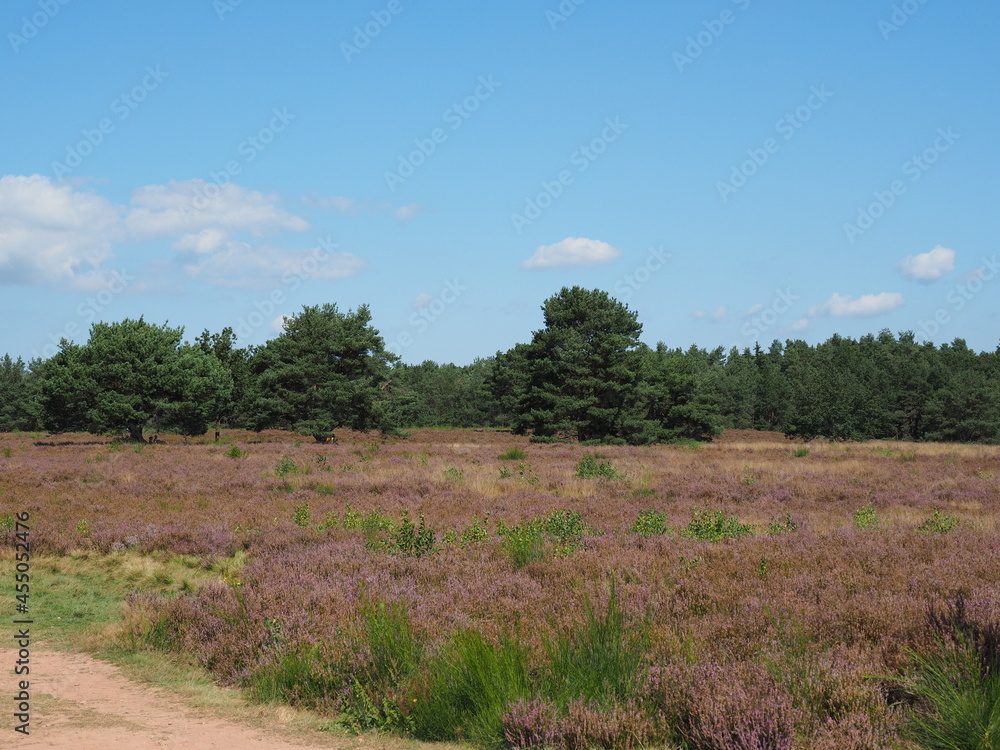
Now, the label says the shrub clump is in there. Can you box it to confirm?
[575,453,621,479]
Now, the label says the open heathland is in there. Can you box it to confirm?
[2,428,999,748]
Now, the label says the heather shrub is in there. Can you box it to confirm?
[678,662,798,750]
[681,508,753,542]
[574,453,621,479]
[502,697,656,750]
[632,509,671,537]
[916,508,959,534]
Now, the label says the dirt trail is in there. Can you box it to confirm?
[3,647,378,749]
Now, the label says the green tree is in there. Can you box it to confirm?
[0,355,41,432]
[248,303,397,440]
[500,287,647,443]
[637,343,721,442]
[37,319,233,441]
[195,327,253,431]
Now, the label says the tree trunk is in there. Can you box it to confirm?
[127,424,146,443]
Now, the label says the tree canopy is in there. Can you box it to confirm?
[36,318,232,441]
[247,303,398,441]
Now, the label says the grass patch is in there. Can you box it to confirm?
[499,447,527,461]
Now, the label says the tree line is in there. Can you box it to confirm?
[1,287,997,443]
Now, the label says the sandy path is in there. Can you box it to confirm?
[3,647,369,749]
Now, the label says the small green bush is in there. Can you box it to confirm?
[275,457,299,477]
[226,445,247,459]
[768,512,799,535]
[792,447,809,458]
[366,511,437,557]
[292,504,311,527]
[917,509,959,535]
[499,447,527,461]
[853,503,880,530]
[575,453,621,479]
[632,510,671,537]
[681,508,753,542]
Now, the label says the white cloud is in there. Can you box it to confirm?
[181,243,366,289]
[270,314,291,333]
[0,174,123,286]
[692,305,728,323]
[808,292,904,317]
[896,245,955,281]
[303,194,428,223]
[125,180,308,240]
[744,303,765,317]
[173,227,229,254]
[393,203,426,222]
[302,195,359,214]
[522,237,620,269]
[789,318,809,332]
[412,292,434,308]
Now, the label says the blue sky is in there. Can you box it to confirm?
[2,0,997,365]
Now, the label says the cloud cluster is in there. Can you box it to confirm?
[808,292,905,317]
[896,245,955,281]
[0,174,123,286]
[0,175,366,290]
[522,237,621,269]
